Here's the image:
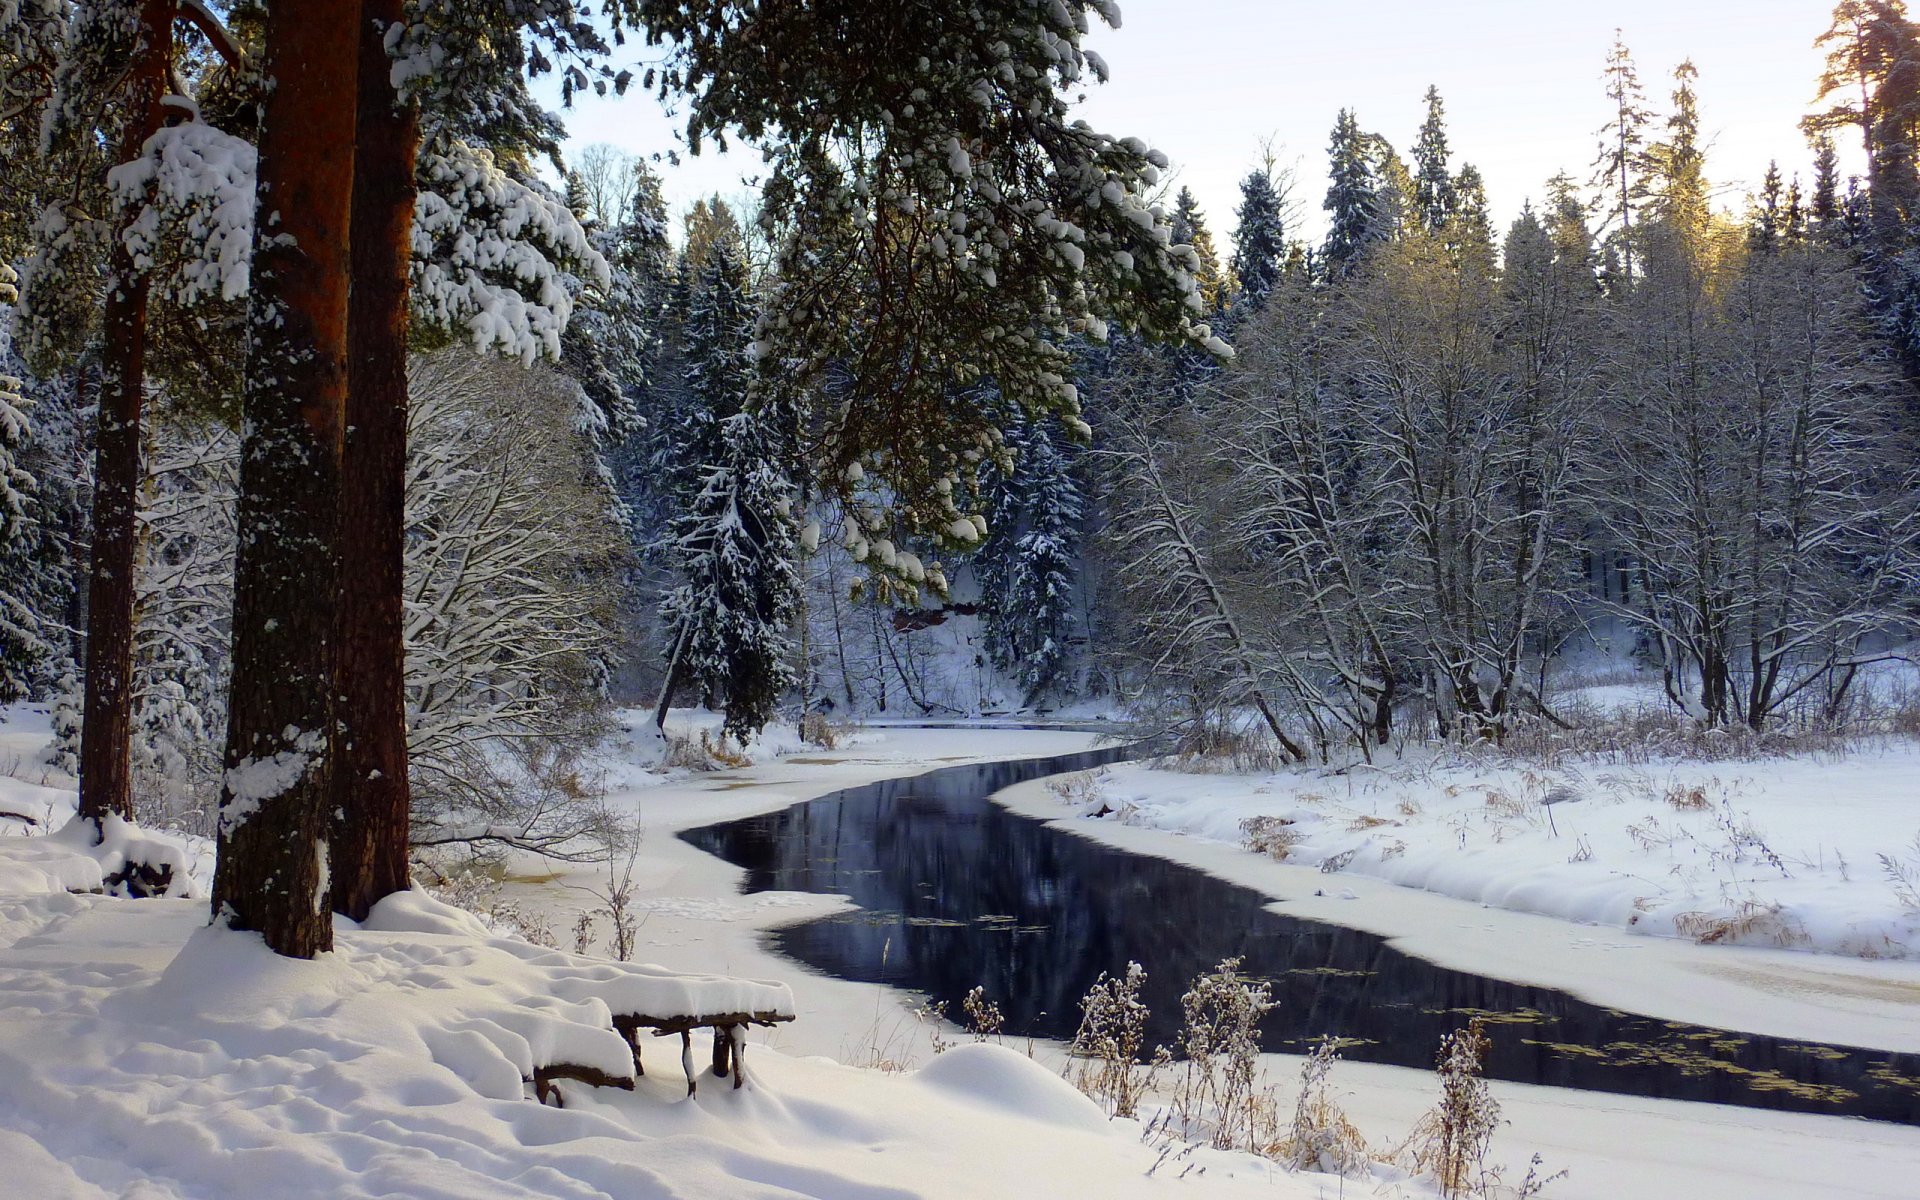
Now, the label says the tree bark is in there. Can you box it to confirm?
[331,0,418,923]
[212,0,362,959]
[75,0,174,836]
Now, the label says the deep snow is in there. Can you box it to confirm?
[4,709,1920,1197]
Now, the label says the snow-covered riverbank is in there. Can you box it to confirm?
[993,749,1920,1055]
[4,717,1920,1198]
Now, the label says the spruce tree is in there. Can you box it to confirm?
[1592,31,1654,279]
[678,243,756,499]
[1230,168,1287,310]
[0,267,50,704]
[1368,135,1416,245]
[1411,85,1457,235]
[1171,187,1229,311]
[1323,108,1380,277]
[1646,60,1710,236]
[1811,134,1843,237]
[1448,163,1496,272]
[979,415,1082,702]
[661,409,802,741]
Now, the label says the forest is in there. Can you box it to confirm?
[3,2,1918,950]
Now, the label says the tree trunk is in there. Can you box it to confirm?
[654,624,690,733]
[75,0,174,836]
[331,0,419,923]
[212,0,362,959]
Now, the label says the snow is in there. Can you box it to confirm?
[6,718,1920,1197]
[109,115,258,304]
[0,712,208,899]
[994,757,1920,1055]
[0,887,1320,1200]
[1049,744,1920,961]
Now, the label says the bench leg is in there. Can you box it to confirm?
[681,1030,695,1097]
[623,1025,644,1077]
[730,1023,748,1090]
[712,1023,734,1078]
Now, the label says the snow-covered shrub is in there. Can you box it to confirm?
[1240,815,1302,861]
[403,351,625,853]
[960,985,1005,1043]
[1172,957,1273,1150]
[1281,1038,1370,1176]
[1403,1017,1499,1198]
[1068,960,1157,1118]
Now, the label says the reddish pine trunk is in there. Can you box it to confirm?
[212,0,362,959]
[75,0,174,836]
[331,0,419,922]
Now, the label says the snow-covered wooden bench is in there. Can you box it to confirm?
[546,962,796,1096]
[355,895,797,1104]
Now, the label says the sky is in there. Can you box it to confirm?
[547,1,1853,250]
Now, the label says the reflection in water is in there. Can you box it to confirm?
[683,749,1920,1124]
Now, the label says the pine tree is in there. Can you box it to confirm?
[1448,164,1496,272]
[1592,31,1654,280]
[1230,168,1287,311]
[979,415,1082,701]
[1412,85,1457,235]
[661,410,801,741]
[1807,2,1920,248]
[214,0,362,960]
[637,0,1213,554]
[0,267,51,704]
[1646,60,1710,237]
[1323,108,1381,277]
[1171,188,1229,312]
[1807,1,1912,169]
[1811,134,1844,236]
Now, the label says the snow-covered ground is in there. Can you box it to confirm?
[1042,743,1920,960]
[5,708,1920,1197]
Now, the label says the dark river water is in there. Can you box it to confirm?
[683,745,1920,1124]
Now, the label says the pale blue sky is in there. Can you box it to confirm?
[550,1,1852,247]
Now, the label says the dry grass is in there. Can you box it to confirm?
[798,711,838,749]
[1672,900,1808,948]
[1399,1017,1499,1198]
[1274,1038,1371,1175]
[1664,783,1712,811]
[662,729,751,771]
[1240,815,1303,861]
[1346,813,1400,831]
[1045,768,1110,808]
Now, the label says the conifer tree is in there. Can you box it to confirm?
[1646,60,1710,236]
[636,0,1218,556]
[1171,188,1229,312]
[1230,168,1287,310]
[1323,108,1381,277]
[214,0,363,960]
[0,267,49,704]
[1412,85,1457,235]
[1448,164,1496,272]
[1811,134,1844,236]
[1752,162,1787,253]
[979,415,1083,701]
[654,242,770,728]
[660,409,801,741]
[1593,31,1654,280]
[1368,136,1416,245]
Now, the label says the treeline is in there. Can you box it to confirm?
[0,0,1212,959]
[1089,16,1920,755]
